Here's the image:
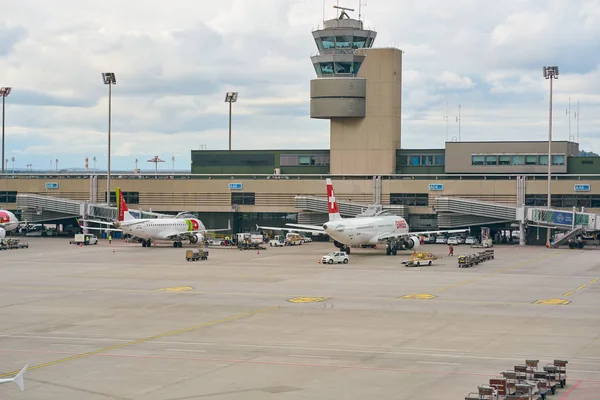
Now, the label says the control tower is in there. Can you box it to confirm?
[310,5,403,175]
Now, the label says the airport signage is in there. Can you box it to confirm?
[574,184,590,192]
[228,183,243,190]
[45,182,59,189]
[552,211,573,226]
[429,183,443,191]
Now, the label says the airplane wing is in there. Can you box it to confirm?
[375,228,470,241]
[284,223,324,231]
[79,219,114,225]
[256,224,325,234]
[83,226,124,232]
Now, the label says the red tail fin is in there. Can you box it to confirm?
[325,178,342,220]
[117,188,128,222]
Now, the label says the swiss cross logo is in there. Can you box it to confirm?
[395,220,407,229]
[327,183,339,213]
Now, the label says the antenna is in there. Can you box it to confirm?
[358,0,367,21]
[333,4,354,19]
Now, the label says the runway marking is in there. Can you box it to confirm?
[560,380,582,400]
[0,306,279,379]
[289,354,330,359]
[0,285,599,309]
[591,278,598,284]
[577,284,587,290]
[3,350,600,383]
[564,291,574,297]
[156,286,194,292]
[287,297,328,303]
[399,294,437,300]
[534,298,571,306]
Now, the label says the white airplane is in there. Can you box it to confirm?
[0,365,28,391]
[82,188,230,248]
[258,178,469,255]
[0,209,20,239]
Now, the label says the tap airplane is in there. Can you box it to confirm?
[0,209,20,239]
[82,188,230,247]
[0,364,28,391]
[258,178,468,255]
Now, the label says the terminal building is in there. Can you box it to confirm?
[2,9,600,245]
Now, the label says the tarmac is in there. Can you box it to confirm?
[0,238,599,399]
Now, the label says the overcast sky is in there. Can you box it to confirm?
[1,0,599,171]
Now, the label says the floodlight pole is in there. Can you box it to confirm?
[1,94,4,174]
[107,81,112,204]
[543,66,559,247]
[228,101,232,151]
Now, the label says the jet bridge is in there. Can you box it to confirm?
[295,195,408,222]
[16,193,172,223]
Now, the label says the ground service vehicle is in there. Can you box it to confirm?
[321,251,349,264]
[70,234,98,245]
[465,236,479,245]
[435,236,448,244]
[186,249,208,261]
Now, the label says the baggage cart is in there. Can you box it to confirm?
[458,254,474,268]
[185,249,208,261]
[551,360,568,388]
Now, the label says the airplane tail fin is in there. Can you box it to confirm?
[12,364,28,391]
[116,188,135,222]
[325,178,342,221]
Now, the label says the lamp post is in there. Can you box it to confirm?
[102,72,116,204]
[0,87,11,174]
[224,92,238,151]
[543,65,559,246]
[93,156,97,171]
[55,158,59,172]
[171,156,175,174]
[11,156,14,173]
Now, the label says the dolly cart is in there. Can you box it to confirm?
[525,360,557,395]
[185,249,208,261]
[458,255,473,268]
[550,360,568,388]
[464,386,497,400]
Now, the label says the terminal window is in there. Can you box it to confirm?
[472,154,565,167]
[280,154,330,167]
[105,191,139,204]
[390,193,428,206]
[0,191,17,203]
[231,192,255,206]
[400,155,444,167]
[526,194,600,208]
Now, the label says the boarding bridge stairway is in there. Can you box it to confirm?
[550,227,585,249]
[295,195,408,218]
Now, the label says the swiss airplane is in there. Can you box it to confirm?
[83,188,230,247]
[0,209,20,239]
[258,178,468,255]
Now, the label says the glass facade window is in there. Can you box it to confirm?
[539,155,548,165]
[335,62,353,74]
[352,37,367,48]
[552,155,565,165]
[313,64,322,75]
[511,155,524,165]
[320,62,334,74]
[192,153,274,167]
[410,155,421,166]
[298,156,311,166]
[231,192,255,206]
[280,154,329,167]
[472,155,484,165]
[336,35,354,48]
[0,191,17,202]
[105,191,139,204]
[498,155,511,165]
[526,195,600,208]
[525,155,537,165]
[319,36,335,49]
[434,155,445,166]
[390,193,429,206]
[421,155,433,166]
[485,155,497,166]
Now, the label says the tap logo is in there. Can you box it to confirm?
[185,219,200,231]
[0,211,10,223]
[395,220,407,229]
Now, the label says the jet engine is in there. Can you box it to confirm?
[0,227,5,239]
[405,236,420,250]
[189,233,204,244]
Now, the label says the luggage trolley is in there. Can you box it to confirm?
[551,360,568,388]
[464,386,498,400]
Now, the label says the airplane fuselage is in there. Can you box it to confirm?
[119,218,203,241]
[323,215,410,246]
[0,210,19,237]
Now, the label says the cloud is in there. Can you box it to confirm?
[1,0,599,171]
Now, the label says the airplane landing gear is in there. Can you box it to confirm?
[172,241,183,248]
[385,239,398,256]
[142,239,152,247]
[344,246,351,254]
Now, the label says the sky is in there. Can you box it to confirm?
[0,0,599,172]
